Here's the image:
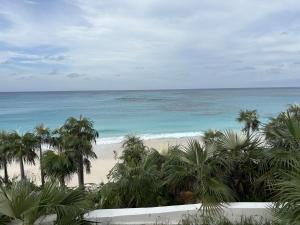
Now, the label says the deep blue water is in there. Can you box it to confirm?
[0,88,299,142]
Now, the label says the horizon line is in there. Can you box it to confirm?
[1,86,300,93]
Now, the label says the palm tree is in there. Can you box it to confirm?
[265,112,300,150]
[122,135,145,150]
[42,150,76,187]
[120,135,148,165]
[287,103,300,118]
[100,138,171,208]
[34,124,50,186]
[105,154,160,208]
[274,165,300,225]
[0,180,88,225]
[10,132,38,180]
[50,127,71,155]
[202,129,223,146]
[98,182,122,209]
[62,116,99,188]
[264,106,300,146]
[0,131,12,184]
[0,132,12,184]
[236,109,260,137]
[163,139,233,213]
[216,130,250,157]
[215,130,265,201]
[262,114,300,194]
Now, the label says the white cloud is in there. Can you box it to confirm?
[0,0,300,91]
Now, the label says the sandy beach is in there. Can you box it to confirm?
[4,136,201,187]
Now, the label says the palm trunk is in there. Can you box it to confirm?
[19,156,25,180]
[3,159,8,184]
[78,154,84,188]
[39,144,45,186]
[59,176,65,188]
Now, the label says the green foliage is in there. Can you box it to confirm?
[98,137,233,213]
[42,150,77,187]
[7,131,38,180]
[9,131,38,163]
[202,129,223,146]
[265,113,300,150]
[163,139,233,213]
[0,213,11,225]
[213,131,268,201]
[0,181,88,225]
[61,115,99,187]
[261,113,300,200]
[264,104,300,146]
[120,135,148,165]
[237,109,260,137]
[97,182,122,208]
[34,123,51,186]
[180,215,279,225]
[274,165,300,225]
[2,106,300,223]
[99,136,160,208]
[34,123,51,146]
[45,116,99,187]
[0,131,13,184]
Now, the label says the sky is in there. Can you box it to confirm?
[0,0,300,91]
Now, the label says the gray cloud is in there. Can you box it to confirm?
[24,0,37,4]
[48,68,59,76]
[45,55,66,61]
[15,75,34,80]
[232,66,256,72]
[0,0,300,91]
[66,72,85,79]
[0,51,67,65]
[265,67,284,74]
[0,59,10,64]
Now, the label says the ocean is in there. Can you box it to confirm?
[0,88,299,144]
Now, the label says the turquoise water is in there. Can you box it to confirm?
[0,88,299,143]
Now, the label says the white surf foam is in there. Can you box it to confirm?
[97,131,203,145]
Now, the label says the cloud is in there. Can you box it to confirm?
[24,0,37,4]
[0,59,10,64]
[45,55,66,61]
[66,72,85,79]
[48,68,58,76]
[15,75,34,80]
[0,51,67,66]
[265,67,283,74]
[0,0,300,91]
[232,66,256,72]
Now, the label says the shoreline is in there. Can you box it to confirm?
[5,135,202,187]
[97,132,203,144]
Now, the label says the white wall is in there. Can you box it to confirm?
[84,202,274,225]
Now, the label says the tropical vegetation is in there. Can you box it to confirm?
[0,106,300,224]
[34,123,50,186]
[180,215,279,225]
[0,181,88,225]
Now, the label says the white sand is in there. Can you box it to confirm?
[4,136,201,187]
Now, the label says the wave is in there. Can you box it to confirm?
[97,131,203,145]
[116,97,166,102]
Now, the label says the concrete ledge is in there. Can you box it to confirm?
[85,202,274,225]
